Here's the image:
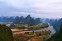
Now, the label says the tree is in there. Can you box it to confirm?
[0,24,14,41]
[48,24,62,41]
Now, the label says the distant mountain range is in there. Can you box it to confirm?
[0,15,62,31]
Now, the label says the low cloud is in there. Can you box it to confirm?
[0,0,62,18]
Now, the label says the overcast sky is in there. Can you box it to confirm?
[0,0,62,18]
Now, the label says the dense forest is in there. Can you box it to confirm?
[47,24,62,41]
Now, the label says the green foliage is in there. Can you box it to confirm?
[13,23,49,29]
[16,26,26,29]
[48,24,62,41]
[27,23,49,29]
[0,24,14,41]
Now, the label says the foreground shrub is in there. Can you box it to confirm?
[0,24,14,41]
